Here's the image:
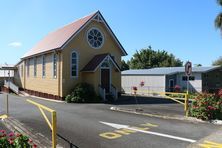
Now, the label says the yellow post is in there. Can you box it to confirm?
[6,94,9,116]
[184,93,189,117]
[52,111,57,148]
[26,99,57,148]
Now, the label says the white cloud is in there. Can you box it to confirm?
[8,42,22,48]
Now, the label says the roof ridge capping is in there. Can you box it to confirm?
[48,10,99,35]
[22,10,127,59]
[122,66,222,75]
[21,10,99,59]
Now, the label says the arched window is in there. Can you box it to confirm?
[71,51,78,77]
[52,53,57,78]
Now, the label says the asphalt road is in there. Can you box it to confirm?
[0,93,220,148]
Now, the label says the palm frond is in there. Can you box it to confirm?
[215,12,222,30]
[217,0,222,6]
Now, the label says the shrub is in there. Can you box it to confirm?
[190,93,222,120]
[65,95,72,103]
[0,130,36,148]
[65,83,100,103]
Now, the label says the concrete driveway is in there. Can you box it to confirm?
[0,93,221,148]
[113,94,186,117]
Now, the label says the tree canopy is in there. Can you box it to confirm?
[212,56,222,66]
[121,60,130,71]
[215,0,222,33]
[128,46,183,69]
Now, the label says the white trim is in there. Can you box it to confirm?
[52,53,57,79]
[86,27,105,49]
[93,14,104,23]
[61,13,97,50]
[97,12,127,55]
[61,11,127,56]
[70,50,79,78]
[27,59,30,77]
[91,54,120,73]
[34,57,37,77]
[21,64,23,77]
[42,55,46,78]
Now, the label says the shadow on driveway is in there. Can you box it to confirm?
[114,94,180,105]
[111,94,186,117]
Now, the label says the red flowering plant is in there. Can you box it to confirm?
[190,93,222,120]
[140,81,145,87]
[132,86,138,94]
[216,88,222,98]
[0,130,37,148]
[174,85,181,93]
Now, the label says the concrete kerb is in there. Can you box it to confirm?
[110,106,218,124]
[29,95,65,103]
[17,92,65,103]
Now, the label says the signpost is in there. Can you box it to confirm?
[184,61,192,116]
[185,61,192,93]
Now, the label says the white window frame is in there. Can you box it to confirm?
[52,53,57,78]
[34,57,37,77]
[86,27,104,49]
[42,55,46,78]
[27,59,30,77]
[21,64,23,77]
[70,50,78,78]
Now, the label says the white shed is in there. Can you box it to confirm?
[121,66,222,94]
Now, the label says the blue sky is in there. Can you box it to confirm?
[1,0,222,66]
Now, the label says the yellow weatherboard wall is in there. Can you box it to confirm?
[61,20,122,97]
[13,12,125,99]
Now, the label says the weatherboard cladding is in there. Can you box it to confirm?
[121,66,220,75]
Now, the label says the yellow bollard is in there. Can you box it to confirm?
[184,94,189,117]
[6,94,9,116]
[52,111,57,148]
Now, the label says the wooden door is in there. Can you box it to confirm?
[101,69,110,93]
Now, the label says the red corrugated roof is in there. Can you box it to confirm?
[81,54,108,72]
[22,12,97,58]
[81,53,120,72]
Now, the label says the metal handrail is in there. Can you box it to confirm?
[111,84,118,100]
[98,85,106,101]
[4,80,19,94]
[27,99,57,148]
[130,89,189,116]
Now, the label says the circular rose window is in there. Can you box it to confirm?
[87,28,104,49]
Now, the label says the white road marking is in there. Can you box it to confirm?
[100,121,197,143]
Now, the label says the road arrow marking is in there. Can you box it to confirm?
[100,121,197,143]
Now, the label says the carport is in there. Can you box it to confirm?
[0,64,17,93]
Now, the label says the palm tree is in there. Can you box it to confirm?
[215,0,222,31]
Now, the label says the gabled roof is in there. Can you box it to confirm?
[81,53,120,72]
[22,11,127,59]
[122,66,221,75]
